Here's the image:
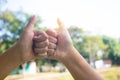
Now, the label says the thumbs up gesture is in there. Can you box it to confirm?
[15,16,49,63]
[16,16,73,63]
[33,19,73,61]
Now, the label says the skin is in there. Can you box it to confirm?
[34,19,104,80]
[0,15,104,80]
[0,16,48,79]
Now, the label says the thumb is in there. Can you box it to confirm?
[57,18,66,31]
[25,15,36,31]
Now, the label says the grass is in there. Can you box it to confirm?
[5,72,74,80]
[5,67,120,80]
[98,67,120,80]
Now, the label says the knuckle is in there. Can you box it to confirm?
[38,52,47,57]
[42,32,48,38]
[34,40,49,48]
[48,49,54,53]
[42,47,48,52]
[49,36,57,43]
[47,49,55,56]
[34,48,39,53]
[44,40,49,46]
[41,33,48,40]
[34,47,48,53]
[46,29,57,38]
[48,43,56,49]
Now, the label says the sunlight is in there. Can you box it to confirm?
[4,0,120,38]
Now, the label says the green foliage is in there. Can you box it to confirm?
[0,10,42,54]
[104,72,118,80]
[100,67,120,80]
[68,26,120,66]
[0,11,25,53]
[39,58,58,67]
[68,26,89,59]
[68,26,107,64]
[1,1,120,68]
[102,36,120,65]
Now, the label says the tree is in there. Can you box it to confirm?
[82,36,107,68]
[68,26,107,67]
[0,9,44,74]
[68,26,89,60]
[0,10,42,54]
[102,36,120,65]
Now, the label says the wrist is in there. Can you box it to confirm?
[59,46,77,62]
[11,43,23,64]
[60,46,85,66]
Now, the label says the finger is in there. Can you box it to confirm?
[48,36,57,44]
[37,52,47,57]
[47,49,55,57]
[46,29,57,38]
[33,31,48,42]
[34,30,45,36]
[34,40,49,48]
[57,18,65,31]
[25,16,36,31]
[34,47,48,53]
[34,30,48,39]
[34,35,47,42]
[57,18,71,40]
[48,42,56,49]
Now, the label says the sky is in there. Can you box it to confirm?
[2,0,120,39]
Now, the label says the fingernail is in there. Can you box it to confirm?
[57,18,63,26]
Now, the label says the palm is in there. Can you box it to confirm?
[18,30,35,62]
[16,16,36,63]
[56,29,72,57]
[44,19,73,61]
[54,20,73,60]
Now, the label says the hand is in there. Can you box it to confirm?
[46,29,57,57]
[33,19,73,61]
[15,16,48,63]
[32,19,104,80]
[33,30,49,57]
[33,29,57,58]
[46,19,73,61]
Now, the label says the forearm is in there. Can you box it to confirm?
[61,47,104,80]
[0,44,22,79]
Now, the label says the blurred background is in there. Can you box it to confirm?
[0,0,120,80]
